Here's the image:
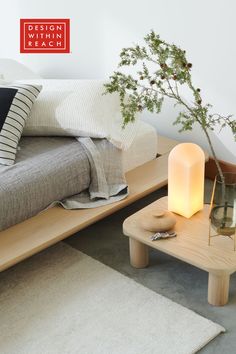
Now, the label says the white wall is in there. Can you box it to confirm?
[0,0,235,162]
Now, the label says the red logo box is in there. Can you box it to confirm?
[20,19,70,53]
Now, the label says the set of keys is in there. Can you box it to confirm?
[150,231,177,241]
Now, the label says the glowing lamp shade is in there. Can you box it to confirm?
[168,143,205,218]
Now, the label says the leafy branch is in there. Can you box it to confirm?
[104,30,236,182]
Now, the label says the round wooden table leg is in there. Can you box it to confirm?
[208,273,230,306]
[129,238,149,268]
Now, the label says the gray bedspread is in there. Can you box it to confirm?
[0,137,128,231]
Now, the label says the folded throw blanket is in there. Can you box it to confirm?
[50,137,128,209]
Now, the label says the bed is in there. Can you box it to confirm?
[0,62,180,271]
[0,125,179,272]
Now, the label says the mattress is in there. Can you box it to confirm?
[122,121,157,172]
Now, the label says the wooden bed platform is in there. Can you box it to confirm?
[0,135,179,272]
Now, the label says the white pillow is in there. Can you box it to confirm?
[0,59,42,80]
[23,89,73,136]
[19,79,139,150]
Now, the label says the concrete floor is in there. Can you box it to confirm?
[65,182,236,354]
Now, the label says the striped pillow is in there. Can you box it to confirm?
[0,84,42,165]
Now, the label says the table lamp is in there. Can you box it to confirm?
[168,143,205,218]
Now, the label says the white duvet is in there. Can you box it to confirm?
[16,79,140,150]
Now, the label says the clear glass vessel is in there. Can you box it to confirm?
[209,173,236,250]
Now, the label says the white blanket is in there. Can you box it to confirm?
[17,79,140,150]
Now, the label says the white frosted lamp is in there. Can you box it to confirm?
[168,143,205,218]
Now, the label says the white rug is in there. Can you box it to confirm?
[0,243,224,354]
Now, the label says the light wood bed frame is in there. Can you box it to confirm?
[0,135,180,272]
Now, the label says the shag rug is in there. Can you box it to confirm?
[0,243,224,354]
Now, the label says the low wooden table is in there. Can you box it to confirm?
[123,196,236,306]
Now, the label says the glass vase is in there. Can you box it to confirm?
[209,172,236,250]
